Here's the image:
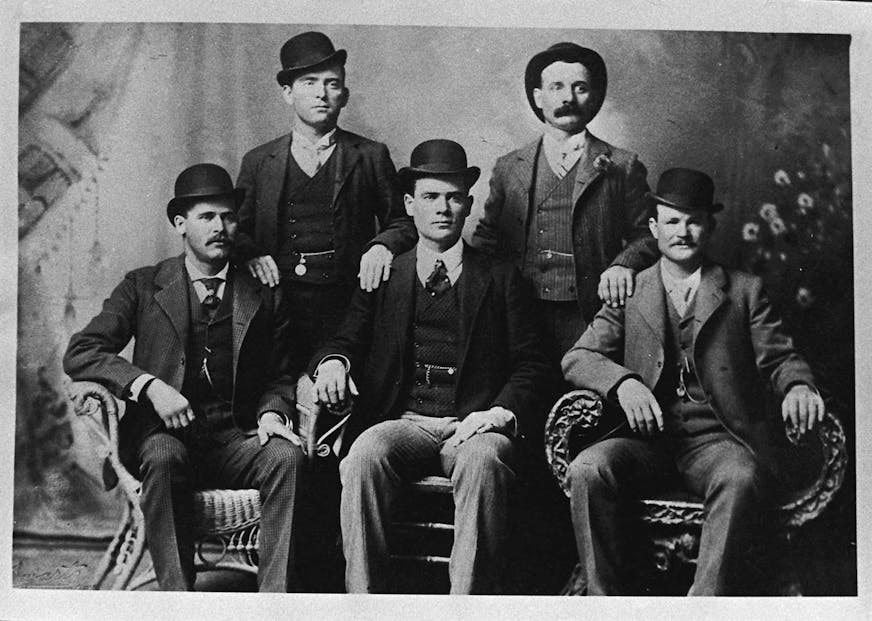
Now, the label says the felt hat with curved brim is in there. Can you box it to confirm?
[397,139,481,192]
[276,31,347,87]
[166,163,245,223]
[525,42,607,122]
[646,167,724,213]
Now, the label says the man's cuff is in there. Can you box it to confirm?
[128,373,156,402]
[313,355,351,378]
[608,373,643,402]
[258,410,291,428]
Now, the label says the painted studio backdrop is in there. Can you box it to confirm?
[16,23,853,559]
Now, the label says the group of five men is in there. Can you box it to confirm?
[64,31,825,595]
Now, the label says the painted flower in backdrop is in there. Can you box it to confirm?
[797,192,814,214]
[760,203,779,222]
[769,218,787,236]
[742,222,760,242]
[774,169,791,186]
[795,286,816,309]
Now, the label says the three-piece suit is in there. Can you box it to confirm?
[471,132,658,361]
[561,260,817,594]
[309,244,553,593]
[235,128,417,352]
[64,256,305,591]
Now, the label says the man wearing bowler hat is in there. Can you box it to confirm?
[310,140,552,593]
[64,164,306,591]
[561,168,825,594]
[235,31,416,360]
[472,42,658,376]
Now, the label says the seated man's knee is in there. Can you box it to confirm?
[339,431,394,485]
[708,457,764,500]
[258,439,305,476]
[452,434,515,484]
[139,434,189,479]
[568,451,618,496]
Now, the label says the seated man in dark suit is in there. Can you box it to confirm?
[311,140,552,594]
[63,164,305,591]
[561,168,825,595]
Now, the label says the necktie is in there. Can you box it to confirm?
[425,259,451,296]
[199,277,222,312]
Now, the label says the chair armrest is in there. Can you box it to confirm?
[65,380,140,498]
[544,390,605,498]
[776,410,848,529]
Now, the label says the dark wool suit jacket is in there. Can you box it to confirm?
[63,256,300,466]
[471,132,658,323]
[309,245,555,452]
[234,128,417,280]
[561,261,817,474]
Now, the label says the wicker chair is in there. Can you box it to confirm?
[544,389,848,595]
[66,379,319,590]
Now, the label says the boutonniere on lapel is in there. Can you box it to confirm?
[593,153,615,175]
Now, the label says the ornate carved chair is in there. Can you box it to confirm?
[66,379,321,590]
[544,389,848,595]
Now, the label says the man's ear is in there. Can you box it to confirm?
[404,193,415,217]
[280,84,294,106]
[648,216,658,238]
[532,88,544,111]
[339,87,350,109]
[173,214,187,236]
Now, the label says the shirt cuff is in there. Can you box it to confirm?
[314,355,351,378]
[258,410,291,428]
[128,373,156,402]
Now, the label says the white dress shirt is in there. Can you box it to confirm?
[659,261,701,317]
[291,127,337,177]
[542,129,588,179]
[415,239,464,286]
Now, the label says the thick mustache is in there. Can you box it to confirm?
[554,103,582,117]
[208,235,230,244]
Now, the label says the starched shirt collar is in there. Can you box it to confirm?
[659,260,701,316]
[185,258,229,302]
[416,239,464,286]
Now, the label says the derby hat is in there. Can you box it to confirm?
[276,31,347,87]
[525,42,607,122]
[647,168,723,213]
[166,163,245,222]
[397,139,481,192]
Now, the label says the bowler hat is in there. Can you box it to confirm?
[646,168,724,213]
[276,31,347,87]
[166,163,245,223]
[397,139,481,192]
[525,43,607,122]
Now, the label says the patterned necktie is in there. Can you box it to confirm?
[425,259,451,296]
[199,277,223,312]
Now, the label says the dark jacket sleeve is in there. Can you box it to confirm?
[365,142,417,256]
[307,286,378,379]
[63,271,148,398]
[488,266,555,432]
[234,148,263,263]
[469,155,507,254]
[610,153,659,271]
[255,283,301,423]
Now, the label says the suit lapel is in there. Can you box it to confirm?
[693,263,728,345]
[261,133,290,216]
[153,256,190,348]
[571,133,610,213]
[631,264,667,347]
[455,247,490,380]
[387,249,417,356]
[332,129,362,210]
[509,138,540,193]
[231,266,263,381]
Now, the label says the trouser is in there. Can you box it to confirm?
[568,431,768,595]
[339,414,517,594]
[138,425,305,591]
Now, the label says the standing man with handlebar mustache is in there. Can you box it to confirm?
[471,42,658,383]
